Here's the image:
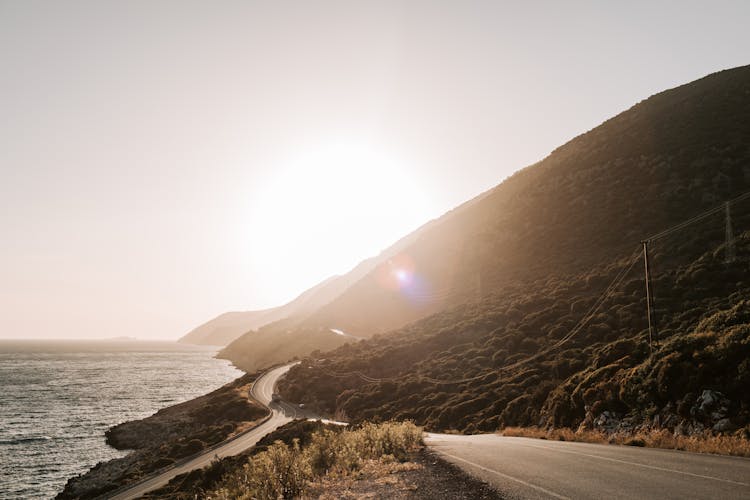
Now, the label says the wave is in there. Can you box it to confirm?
[53,434,96,441]
[0,347,241,498]
[0,436,52,445]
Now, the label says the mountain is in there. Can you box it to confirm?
[275,65,750,435]
[179,310,279,346]
[223,65,750,373]
[179,275,347,346]
[182,211,452,348]
[213,209,481,372]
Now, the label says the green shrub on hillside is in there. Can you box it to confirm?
[280,230,750,433]
[223,66,750,377]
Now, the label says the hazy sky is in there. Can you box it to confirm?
[2,1,748,340]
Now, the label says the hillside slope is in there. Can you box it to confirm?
[277,65,750,435]
[222,65,750,372]
[216,199,490,370]
[182,198,469,349]
[179,310,278,346]
[179,275,348,346]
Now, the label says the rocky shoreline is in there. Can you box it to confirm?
[56,373,267,499]
[55,375,749,499]
[140,420,504,500]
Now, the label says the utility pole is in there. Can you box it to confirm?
[725,201,736,263]
[642,240,658,355]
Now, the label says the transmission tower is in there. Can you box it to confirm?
[725,201,736,263]
[641,240,658,354]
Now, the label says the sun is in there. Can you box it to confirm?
[247,140,432,304]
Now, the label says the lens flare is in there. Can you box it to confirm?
[374,253,437,306]
[394,268,409,283]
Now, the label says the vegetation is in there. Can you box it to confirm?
[218,327,352,373]
[223,65,750,384]
[279,244,750,434]
[139,420,330,499]
[63,62,750,500]
[501,427,750,457]
[274,65,750,442]
[194,421,423,499]
[106,372,268,452]
[146,420,501,500]
[57,374,268,500]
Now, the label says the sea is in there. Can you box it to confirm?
[0,339,242,499]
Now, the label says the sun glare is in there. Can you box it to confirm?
[248,140,432,304]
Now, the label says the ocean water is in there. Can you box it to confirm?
[0,340,242,499]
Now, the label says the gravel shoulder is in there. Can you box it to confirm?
[303,448,503,499]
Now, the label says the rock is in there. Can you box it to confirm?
[692,389,731,422]
[577,406,595,432]
[651,402,682,432]
[677,420,704,436]
[619,416,636,432]
[700,389,721,408]
[674,419,688,436]
[662,413,678,429]
[711,408,728,421]
[677,393,695,417]
[593,411,621,432]
[712,418,736,433]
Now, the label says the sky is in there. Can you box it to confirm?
[1,1,749,340]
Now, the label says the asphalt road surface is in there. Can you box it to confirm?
[108,363,300,500]
[425,433,750,500]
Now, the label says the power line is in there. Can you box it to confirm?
[312,190,750,387]
[315,246,643,386]
[641,240,657,354]
[646,190,750,242]
[725,201,736,263]
[640,190,750,351]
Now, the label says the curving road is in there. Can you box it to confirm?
[108,363,300,500]
[425,433,750,500]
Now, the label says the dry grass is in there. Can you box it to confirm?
[500,427,750,457]
[502,427,609,444]
[303,459,423,500]
[207,421,423,499]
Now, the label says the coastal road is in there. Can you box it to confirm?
[425,433,750,499]
[108,363,300,500]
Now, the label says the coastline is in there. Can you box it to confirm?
[57,372,266,499]
[0,340,243,499]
